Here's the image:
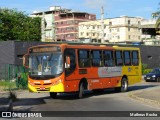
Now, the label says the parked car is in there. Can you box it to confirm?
[144,68,160,82]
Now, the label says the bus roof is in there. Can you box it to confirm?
[113,46,140,51]
[65,44,114,50]
[29,44,139,51]
[29,44,114,50]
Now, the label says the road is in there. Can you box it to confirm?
[29,81,160,111]
[8,81,160,120]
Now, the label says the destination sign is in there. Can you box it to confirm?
[30,46,61,53]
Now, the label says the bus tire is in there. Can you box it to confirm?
[121,77,128,92]
[78,82,84,99]
[50,92,57,98]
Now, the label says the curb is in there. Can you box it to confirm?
[128,90,160,109]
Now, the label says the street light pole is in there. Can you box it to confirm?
[41,12,45,42]
[101,6,104,43]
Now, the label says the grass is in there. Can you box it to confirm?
[0,80,17,91]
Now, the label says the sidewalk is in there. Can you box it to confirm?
[0,90,49,111]
[0,90,26,111]
[128,85,160,108]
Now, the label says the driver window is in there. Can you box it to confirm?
[64,49,76,76]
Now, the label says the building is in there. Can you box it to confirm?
[55,11,96,41]
[31,6,96,42]
[78,20,103,43]
[141,19,160,45]
[79,16,142,44]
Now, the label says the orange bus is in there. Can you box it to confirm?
[23,44,142,98]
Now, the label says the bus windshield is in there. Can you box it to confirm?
[29,52,63,76]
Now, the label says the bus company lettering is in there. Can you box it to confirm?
[92,80,99,83]
[98,67,122,78]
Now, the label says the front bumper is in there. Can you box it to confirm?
[28,83,65,92]
[144,76,157,82]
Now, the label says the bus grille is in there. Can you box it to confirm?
[43,83,52,85]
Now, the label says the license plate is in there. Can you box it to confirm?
[147,77,150,79]
[40,87,45,90]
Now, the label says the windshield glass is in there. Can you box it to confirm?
[151,69,160,74]
[29,52,63,76]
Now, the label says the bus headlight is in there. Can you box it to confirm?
[53,79,62,85]
[29,82,34,86]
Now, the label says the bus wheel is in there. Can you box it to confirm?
[78,82,84,99]
[50,92,57,98]
[121,77,128,92]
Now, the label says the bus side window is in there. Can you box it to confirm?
[124,51,131,66]
[91,50,102,67]
[103,50,114,67]
[64,49,76,76]
[132,51,139,66]
[115,51,123,66]
[78,50,90,68]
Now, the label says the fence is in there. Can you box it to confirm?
[0,64,27,80]
[0,64,28,89]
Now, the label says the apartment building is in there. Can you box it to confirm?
[79,16,142,43]
[79,20,108,43]
[55,11,96,41]
[141,19,160,45]
[31,6,96,42]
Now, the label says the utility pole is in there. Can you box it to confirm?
[41,12,45,42]
[51,12,55,41]
[101,6,104,43]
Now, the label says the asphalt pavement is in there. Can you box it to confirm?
[0,80,160,111]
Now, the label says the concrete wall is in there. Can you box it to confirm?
[0,41,48,65]
[14,41,48,65]
[139,45,160,68]
[0,41,15,64]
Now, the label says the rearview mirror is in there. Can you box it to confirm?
[23,54,29,68]
[65,56,71,68]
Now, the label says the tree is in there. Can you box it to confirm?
[0,8,41,41]
[152,3,160,33]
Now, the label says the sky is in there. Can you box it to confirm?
[0,0,159,19]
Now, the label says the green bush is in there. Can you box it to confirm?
[142,64,152,75]
[142,64,147,74]
[143,69,152,75]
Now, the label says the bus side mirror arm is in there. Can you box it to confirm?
[23,54,29,68]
